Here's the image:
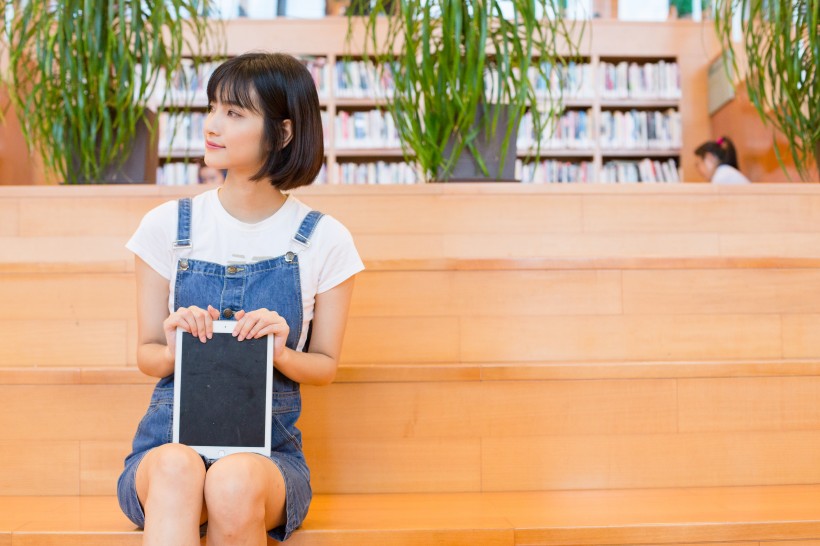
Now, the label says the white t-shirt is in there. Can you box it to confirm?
[711,164,750,185]
[126,189,365,351]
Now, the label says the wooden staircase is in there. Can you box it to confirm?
[3,183,820,545]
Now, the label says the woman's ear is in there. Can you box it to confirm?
[281,119,293,148]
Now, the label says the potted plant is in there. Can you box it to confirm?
[0,1,223,184]
[714,0,819,180]
[346,0,585,182]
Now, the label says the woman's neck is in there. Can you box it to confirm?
[217,176,288,224]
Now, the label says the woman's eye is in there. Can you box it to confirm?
[228,110,241,117]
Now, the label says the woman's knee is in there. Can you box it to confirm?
[204,455,270,523]
[139,443,206,495]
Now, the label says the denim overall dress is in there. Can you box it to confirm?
[117,197,320,542]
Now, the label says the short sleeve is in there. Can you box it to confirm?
[315,216,365,294]
[125,201,177,280]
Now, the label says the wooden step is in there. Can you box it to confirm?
[3,362,820,496]
[4,486,820,545]
[5,183,820,236]
[5,261,820,366]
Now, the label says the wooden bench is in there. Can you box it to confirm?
[4,184,820,545]
[4,486,820,545]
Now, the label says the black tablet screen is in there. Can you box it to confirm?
[178,333,268,447]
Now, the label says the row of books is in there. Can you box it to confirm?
[599,109,681,150]
[517,109,593,150]
[335,110,401,148]
[600,61,681,99]
[530,61,595,100]
[515,159,594,184]
[156,157,679,185]
[153,57,329,106]
[212,0,325,18]
[158,112,206,154]
[600,158,681,183]
[330,162,419,185]
[335,61,395,100]
[332,60,676,103]
[157,162,202,186]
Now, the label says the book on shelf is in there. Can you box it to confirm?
[335,110,401,149]
[599,108,681,150]
[157,162,201,186]
[517,109,594,151]
[158,112,206,155]
[530,60,595,101]
[335,60,395,100]
[331,161,418,185]
[600,60,681,100]
[600,158,680,183]
[516,159,593,184]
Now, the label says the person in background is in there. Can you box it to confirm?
[198,159,226,185]
[694,136,751,184]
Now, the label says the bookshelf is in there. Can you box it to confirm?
[150,18,719,185]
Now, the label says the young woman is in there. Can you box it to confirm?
[117,52,364,545]
[694,136,751,184]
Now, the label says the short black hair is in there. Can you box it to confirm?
[206,52,324,190]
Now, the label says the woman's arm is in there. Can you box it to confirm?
[233,276,356,386]
[134,256,220,378]
[134,256,175,378]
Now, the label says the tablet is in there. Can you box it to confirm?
[173,320,273,459]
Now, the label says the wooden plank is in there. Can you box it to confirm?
[0,441,79,495]
[12,536,141,546]
[80,441,130,496]
[349,271,454,317]
[0,320,128,367]
[461,314,783,362]
[351,234,445,261]
[482,430,820,491]
[582,194,820,234]
[783,315,820,359]
[18,198,144,237]
[302,379,676,440]
[0,199,19,236]
[721,233,820,258]
[341,317,460,363]
[451,270,622,316]
[678,377,787,432]
[350,270,622,317]
[0,237,130,274]
[443,233,721,260]
[507,485,820,544]
[480,360,820,381]
[623,270,820,315]
[126,320,138,367]
[304,437,482,494]
[0,274,134,320]
[0,385,151,441]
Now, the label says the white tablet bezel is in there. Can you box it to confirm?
[173,320,273,459]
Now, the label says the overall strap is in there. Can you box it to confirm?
[292,210,325,249]
[174,197,192,249]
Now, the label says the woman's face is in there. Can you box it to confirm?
[695,152,719,181]
[203,95,267,174]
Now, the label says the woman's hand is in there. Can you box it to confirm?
[162,304,221,359]
[233,308,290,362]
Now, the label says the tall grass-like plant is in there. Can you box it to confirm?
[714,0,820,180]
[346,1,585,182]
[0,1,224,184]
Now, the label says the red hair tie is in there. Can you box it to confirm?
[716,137,724,145]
